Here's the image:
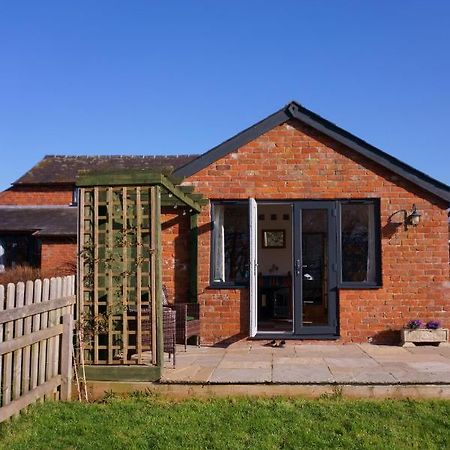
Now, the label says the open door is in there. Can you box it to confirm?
[249,198,258,337]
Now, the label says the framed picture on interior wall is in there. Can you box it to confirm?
[262,229,286,249]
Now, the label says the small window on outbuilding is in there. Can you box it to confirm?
[0,235,41,270]
[71,188,79,206]
[211,202,249,287]
[339,200,381,287]
[0,239,5,273]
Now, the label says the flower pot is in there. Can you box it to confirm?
[401,328,449,347]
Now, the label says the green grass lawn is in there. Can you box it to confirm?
[0,395,449,449]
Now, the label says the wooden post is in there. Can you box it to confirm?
[136,186,142,364]
[3,283,15,406]
[154,186,164,371]
[77,188,84,325]
[38,279,50,389]
[150,187,157,366]
[60,314,73,401]
[21,280,34,396]
[53,277,63,398]
[122,187,128,364]
[107,187,113,364]
[93,187,99,364]
[30,279,42,390]
[12,282,25,404]
[46,278,58,398]
[189,213,199,303]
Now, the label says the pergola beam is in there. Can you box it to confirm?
[179,185,195,194]
[159,177,203,213]
[76,170,206,213]
[77,171,165,187]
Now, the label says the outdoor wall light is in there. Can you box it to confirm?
[406,204,422,227]
[390,204,422,230]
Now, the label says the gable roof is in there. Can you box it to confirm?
[0,206,77,236]
[14,154,198,185]
[174,101,450,204]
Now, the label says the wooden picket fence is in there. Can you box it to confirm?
[0,275,75,422]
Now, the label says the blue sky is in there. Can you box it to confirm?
[0,1,449,191]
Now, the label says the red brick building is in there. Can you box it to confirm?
[0,155,196,274]
[1,102,449,345]
[172,102,450,345]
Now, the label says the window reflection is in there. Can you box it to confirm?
[212,203,249,285]
[341,203,376,283]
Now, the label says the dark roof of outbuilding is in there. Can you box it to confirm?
[0,206,77,236]
[174,101,450,204]
[13,155,198,185]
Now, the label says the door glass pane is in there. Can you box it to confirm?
[211,203,249,285]
[301,209,328,326]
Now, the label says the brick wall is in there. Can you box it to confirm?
[0,185,73,205]
[183,119,449,345]
[0,184,76,273]
[40,237,77,274]
[161,207,191,303]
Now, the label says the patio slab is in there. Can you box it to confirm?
[272,364,334,383]
[160,341,450,385]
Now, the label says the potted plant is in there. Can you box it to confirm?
[401,319,449,347]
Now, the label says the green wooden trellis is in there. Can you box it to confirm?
[76,171,206,381]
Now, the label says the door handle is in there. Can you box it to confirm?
[295,260,301,276]
[295,261,308,276]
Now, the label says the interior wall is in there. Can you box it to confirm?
[257,204,292,275]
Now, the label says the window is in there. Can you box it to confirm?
[0,235,41,270]
[211,202,249,286]
[339,200,381,287]
[71,188,79,206]
[0,239,5,273]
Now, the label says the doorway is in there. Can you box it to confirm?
[250,200,338,337]
[256,203,293,333]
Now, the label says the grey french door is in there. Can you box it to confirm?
[293,202,338,336]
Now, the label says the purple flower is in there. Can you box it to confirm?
[407,319,423,329]
[426,320,441,330]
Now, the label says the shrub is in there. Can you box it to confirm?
[0,263,75,285]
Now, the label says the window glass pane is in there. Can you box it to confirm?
[0,235,41,269]
[212,205,225,282]
[301,209,329,326]
[341,203,376,283]
[212,203,249,284]
[0,239,5,272]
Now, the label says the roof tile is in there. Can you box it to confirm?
[0,206,77,236]
[14,155,199,185]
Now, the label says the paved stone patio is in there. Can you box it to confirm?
[160,341,450,384]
